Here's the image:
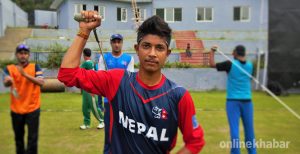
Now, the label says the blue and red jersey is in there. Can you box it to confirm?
[58,67,205,153]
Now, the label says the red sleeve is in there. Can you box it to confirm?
[178,91,205,153]
[57,67,124,102]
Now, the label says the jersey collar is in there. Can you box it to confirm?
[136,73,166,90]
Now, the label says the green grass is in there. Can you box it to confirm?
[0,92,299,154]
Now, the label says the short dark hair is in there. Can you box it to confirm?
[137,15,172,47]
[234,45,246,57]
[83,48,92,57]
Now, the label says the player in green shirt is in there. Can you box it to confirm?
[80,48,104,129]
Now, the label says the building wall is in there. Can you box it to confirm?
[57,0,70,29]
[0,0,28,36]
[13,2,28,27]
[34,10,57,27]
[60,0,152,30]
[152,0,268,31]
[56,0,268,31]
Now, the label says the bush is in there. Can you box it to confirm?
[48,43,68,53]
[134,61,203,69]
[0,43,68,69]
[0,59,49,69]
[134,63,140,69]
[45,52,63,68]
[0,59,17,69]
[164,61,192,68]
[36,61,48,68]
[173,62,192,68]
[46,43,67,69]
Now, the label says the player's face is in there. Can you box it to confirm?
[135,34,171,73]
[110,39,123,53]
[16,50,30,64]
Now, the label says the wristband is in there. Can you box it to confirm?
[77,29,89,39]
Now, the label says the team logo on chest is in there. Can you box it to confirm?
[108,60,114,66]
[152,106,168,120]
[121,60,127,66]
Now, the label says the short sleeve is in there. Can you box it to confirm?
[216,61,232,72]
[35,64,44,78]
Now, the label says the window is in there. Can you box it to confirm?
[74,4,86,15]
[156,8,164,20]
[94,5,105,21]
[136,8,146,21]
[117,8,127,22]
[174,8,182,22]
[196,7,213,22]
[155,8,182,22]
[234,6,250,21]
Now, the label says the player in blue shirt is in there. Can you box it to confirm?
[209,45,256,154]
[97,33,134,153]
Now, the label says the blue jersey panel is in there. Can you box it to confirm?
[227,59,253,99]
[105,52,132,70]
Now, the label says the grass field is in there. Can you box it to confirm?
[0,91,299,154]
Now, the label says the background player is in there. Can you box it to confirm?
[80,48,104,130]
[209,45,256,154]
[3,44,44,154]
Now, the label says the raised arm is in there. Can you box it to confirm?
[58,10,123,100]
[61,11,101,68]
[209,45,218,68]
